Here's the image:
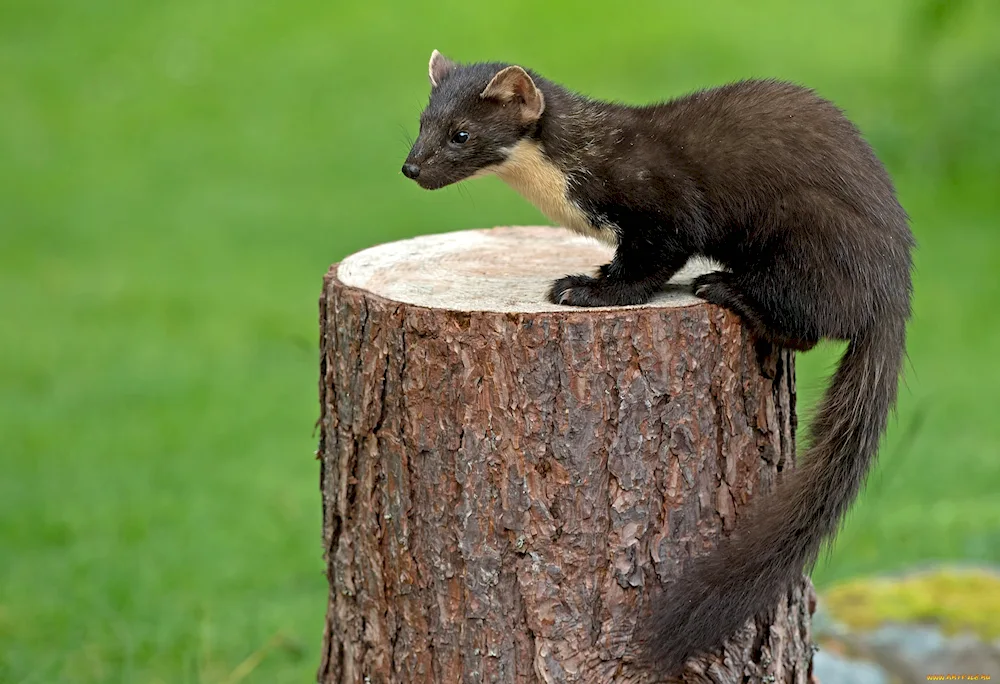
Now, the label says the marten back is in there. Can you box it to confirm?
[531,79,912,342]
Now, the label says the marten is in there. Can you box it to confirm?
[402,50,913,678]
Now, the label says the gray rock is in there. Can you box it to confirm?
[812,650,889,684]
[813,565,1000,683]
[864,624,1000,683]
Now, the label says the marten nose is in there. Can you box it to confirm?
[401,163,421,179]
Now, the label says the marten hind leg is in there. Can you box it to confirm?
[693,271,819,352]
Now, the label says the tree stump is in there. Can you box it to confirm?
[317,226,815,684]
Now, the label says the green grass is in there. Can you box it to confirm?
[1,1,998,681]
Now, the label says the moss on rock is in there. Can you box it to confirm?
[822,567,1000,640]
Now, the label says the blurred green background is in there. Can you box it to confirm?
[2,1,998,682]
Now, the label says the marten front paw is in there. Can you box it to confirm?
[549,274,603,306]
[548,274,651,307]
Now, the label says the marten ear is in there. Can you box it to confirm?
[480,66,545,122]
[428,50,456,88]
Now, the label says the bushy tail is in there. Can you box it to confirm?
[643,322,906,675]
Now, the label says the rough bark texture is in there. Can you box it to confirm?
[317,227,816,684]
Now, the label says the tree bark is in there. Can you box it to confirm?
[317,226,816,684]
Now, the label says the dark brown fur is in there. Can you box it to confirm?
[403,54,914,678]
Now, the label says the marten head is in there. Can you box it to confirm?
[402,51,546,190]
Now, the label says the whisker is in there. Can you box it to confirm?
[458,183,477,209]
[396,124,415,149]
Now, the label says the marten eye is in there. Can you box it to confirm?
[451,131,470,144]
